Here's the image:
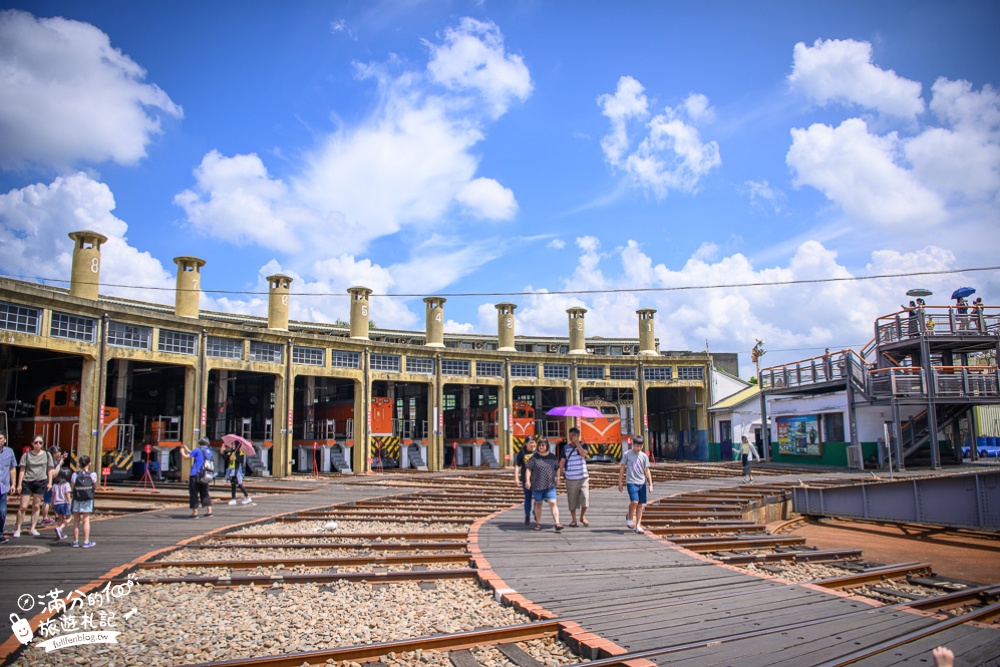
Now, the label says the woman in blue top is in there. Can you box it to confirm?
[180,437,214,518]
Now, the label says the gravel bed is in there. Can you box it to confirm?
[743,561,956,604]
[144,562,471,578]
[341,637,587,666]
[228,519,469,535]
[11,580,529,667]
[744,561,850,583]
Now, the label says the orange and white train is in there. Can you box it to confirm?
[5,383,119,454]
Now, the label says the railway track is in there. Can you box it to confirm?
[9,466,999,667]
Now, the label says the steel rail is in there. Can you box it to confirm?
[123,566,477,586]
[210,531,467,540]
[644,523,766,535]
[810,562,934,589]
[716,548,864,565]
[178,620,563,667]
[138,553,472,569]
[665,536,808,551]
[901,583,1000,611]
[275,514,475,524]
[182,541,468,551]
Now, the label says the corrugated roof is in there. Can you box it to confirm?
[709,384,759,411]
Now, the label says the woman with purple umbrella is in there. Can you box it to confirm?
[223,438,252,505]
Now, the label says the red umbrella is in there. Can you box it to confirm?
[221,434,256,456]
[546,405,604,419]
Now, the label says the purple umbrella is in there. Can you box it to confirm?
[546,405,604,419]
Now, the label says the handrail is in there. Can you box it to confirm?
[868,366,921,375]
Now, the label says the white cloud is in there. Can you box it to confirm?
[598,76,721,197]
[928,77,1000,133]
[683,93,715,123]
[905,78,1000,201]
[743,179,783,212]
[547,239,566,250]
[789,38,924,120]
[425,17,533,119]
[180,18,527,267]
[456,177,518,219]
[598,75,649,166]
[787,118,947,228]
[512,237,969,378]
[174,151,325,253]
[0,9,182,171]
[0,173,175,304]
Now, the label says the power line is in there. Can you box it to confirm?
[4,264,997,299]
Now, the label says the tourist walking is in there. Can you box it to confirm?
[739,435,761,483]
[558,427,590,527]
[180,437,215,518]
[0,432,16,544]
[70,455,97,548]
[524,438,562,531]
[618,436,653,534]
[50,468,72,541]
[512,436,537,525]
[224,440,252,505]
[12,436,54,538]
[39,446,67,527]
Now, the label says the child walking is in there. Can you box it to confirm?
[70,455,98,548]
[50,468,72,541]
[618,436,653,534]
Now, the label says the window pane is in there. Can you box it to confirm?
[51,312,96,343]
[0,302,40,334]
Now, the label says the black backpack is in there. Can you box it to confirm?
[73,472,94,502]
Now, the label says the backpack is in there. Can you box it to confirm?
[199,448,215,482]
[73,472,94,502]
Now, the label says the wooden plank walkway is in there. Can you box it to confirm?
[476,472,1000,666]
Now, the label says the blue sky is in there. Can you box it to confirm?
[1,1,998,377]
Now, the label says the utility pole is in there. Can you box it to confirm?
[751,340,769,461]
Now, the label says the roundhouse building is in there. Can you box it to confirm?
[0,231,712,477]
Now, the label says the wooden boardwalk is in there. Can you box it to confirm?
[475,473,1000,666]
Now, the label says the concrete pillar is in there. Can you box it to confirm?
[568,307,587,355]
[496,303,517,352]
[173,256,206,318]
[77,356,101,464]
[68,230,108,301]
[424,297,446,347]
[351,383,369,472]
[638,308,658,355]
[349,286,372,340]
[266,274,293,331]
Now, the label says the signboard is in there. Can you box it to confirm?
[776,415,821,456]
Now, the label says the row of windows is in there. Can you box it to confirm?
[0,302,700,379]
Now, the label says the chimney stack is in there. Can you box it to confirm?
[68,230,108,301]
[348,286,372,340]
[424,297,446,347]
[266,274,293,330]
[637,308,658,355]
[567,307,587,354]
[496,303,516,351]
[173,256,205,318]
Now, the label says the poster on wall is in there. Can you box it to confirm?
[777,415,822,456]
